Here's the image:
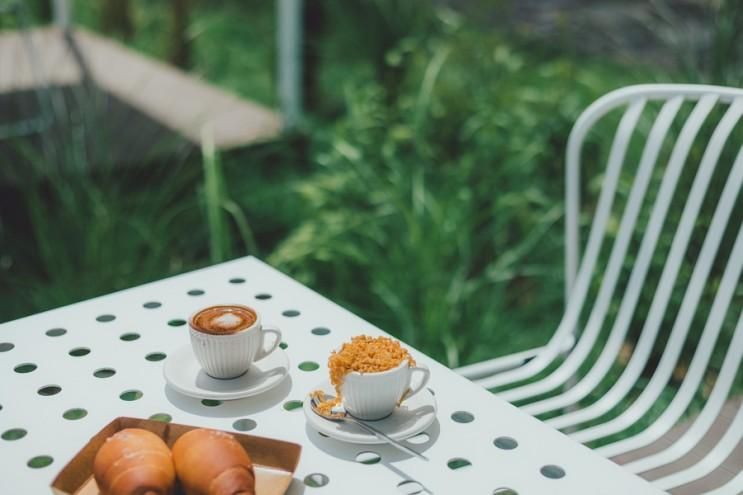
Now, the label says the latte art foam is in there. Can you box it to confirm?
[192,305,257,335]
[212,313,243,329]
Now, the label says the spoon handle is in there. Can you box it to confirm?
[347,417,428,460]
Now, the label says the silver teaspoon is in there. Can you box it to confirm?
[309,395,428,460]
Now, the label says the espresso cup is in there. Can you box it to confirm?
[188,304,281,379]
[340,361,430,420]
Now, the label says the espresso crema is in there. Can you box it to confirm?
[191,305,257,335]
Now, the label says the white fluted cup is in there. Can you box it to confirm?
[340,361,430,420]
[188,305,281,379]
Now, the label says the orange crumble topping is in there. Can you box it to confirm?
[313,335,415,414]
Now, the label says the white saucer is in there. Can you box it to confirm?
[164,345,289,400]
[303,381,437,444]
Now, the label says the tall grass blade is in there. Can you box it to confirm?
[201,127,231,263]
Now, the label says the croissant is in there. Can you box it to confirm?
[93,428,175,495]
[172,428,255,495]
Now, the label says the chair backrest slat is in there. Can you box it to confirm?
[556,86,743,458]
[565,99,646,312]
[558,97,685,374]
[613,193,743,465]
[553,94,720,360]
[530,100,649,359]
[617,97,743,382]
[567,97,743,439]
[580,95,720,379]
[565,86,739,295]
[501,89,741,388]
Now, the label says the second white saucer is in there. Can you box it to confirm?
[304,381,437,444]
[164,345,289,400]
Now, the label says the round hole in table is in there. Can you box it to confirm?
[0,342,14,352]
[447,458,472,470]
[540,465,565,479]
[493,489,518,495]
[355,451,381,465]
[120,390,143,401]
[45,328,66,337]
[298,361,319,372]
[451,411,474,423]
[255,293,272,300]
[168,319,186,327]
[120,332,140,342]
[201,399,221,407]
[37,385,61,396]
[229,277,246,284]
[63,408,87,420]
[494,436,518,450]
[282,309,300,317]
[14,363,37,373]
[2,428,27,440]
[96,314,115,323]
[69,347,90,357]
[187,289,205,296]
[27,456,53,469]
[279,342,288,350]
[93,368,116,379]
[149,413,172,423]
[406,432,430,445]
[311,327,331,336]
[145,352,167,362]
[303,473,329,488]
[283,400,303,411]
[143,301,162,309]
[232,418,257,432]
[397,480,423,494]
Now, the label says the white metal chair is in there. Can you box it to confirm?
[457,84,743,494]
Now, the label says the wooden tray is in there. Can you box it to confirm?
[51,417,301,495]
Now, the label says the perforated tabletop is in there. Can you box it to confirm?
[0,256,663,494]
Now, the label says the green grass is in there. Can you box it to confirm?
[267,22,667,367]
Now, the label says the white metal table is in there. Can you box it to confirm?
[0,256,664,494]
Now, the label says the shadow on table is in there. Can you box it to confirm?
[163,375,293,418]
[283,478,306,495]
[303,419,440,493]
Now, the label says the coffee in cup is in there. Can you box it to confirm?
[191,305,257,335]
[188,304,281,379]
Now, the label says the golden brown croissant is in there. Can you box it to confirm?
[93,428,176,495]
[172,428,255,495]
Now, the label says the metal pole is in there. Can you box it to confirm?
[277,0,302,130]
[52,0,71,28]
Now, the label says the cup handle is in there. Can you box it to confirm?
[400,363,431,403]
[255,325,282,361]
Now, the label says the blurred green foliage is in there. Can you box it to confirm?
[1,0,740,393]
[269,19,651,367]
